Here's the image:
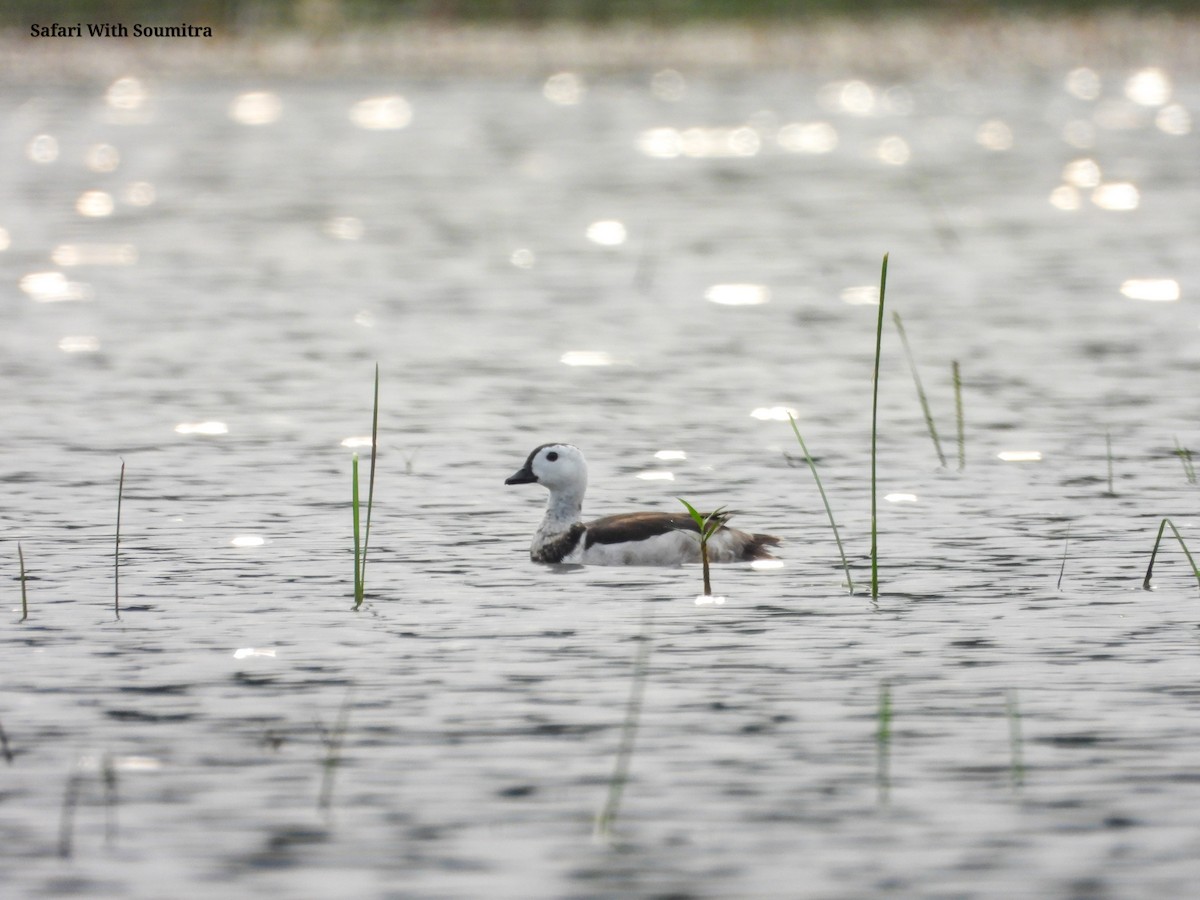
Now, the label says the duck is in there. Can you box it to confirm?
[505,443,781,566]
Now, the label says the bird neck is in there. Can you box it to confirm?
[541,487,584,532]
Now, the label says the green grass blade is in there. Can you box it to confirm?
[359,364,380,600]
[1056,523,1071,591]
[870,253,888,601]
[1143,517,1200,594]
[18,542,28,623]
[787,415,854,593]
[892,311,945,468]
[115,460,125,619]
[594,611,652,842]
[352,454,363,608]
[952,360,964,472]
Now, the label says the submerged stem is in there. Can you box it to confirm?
[1143,517,1200,594]
[787,415,854,593]
[893,311,945,468]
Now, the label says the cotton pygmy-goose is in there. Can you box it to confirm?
[505,443,781,566]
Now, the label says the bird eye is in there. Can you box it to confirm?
[546,451,559,462]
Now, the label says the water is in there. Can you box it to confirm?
[1,33,1199,898]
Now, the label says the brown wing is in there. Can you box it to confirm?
[583,512,702,547]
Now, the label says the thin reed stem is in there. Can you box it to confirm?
[787,415,854,593]
[1143,517,1200,594]
[352,454,362,607]
[1105,431,1115,496]
[18,542,28,623]
[115,460,125,619]
[359,364,380,603]
[1006,689,1025,791]
[1056,523,1071,591]
[870,253,889,601]
[594,613,652,842]
[952,360,964,471]
[892,311,945,468]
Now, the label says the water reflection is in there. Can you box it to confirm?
[58,336,101,353]
[175,421,229,435]
[52,244,137,266]
[975,119,1013,151]
[340,436,373,448]
[20,271,91,302]
[1120,279,1180,302]
[85,143,120,173]
[0,228,9,251]
[349,95,412,130]
[651,68,686,102]
[324,216,364,240]
[654,450,687,461]
[586,220,626,246]
[1065,67,1101,101]
[635,471,674,481]
[233,647,276,659]
[841,285,879,305]
[510,248,535,269]
[1091,182,1139,211]
[875,136,910,165]
[777,122,837,154]
[1156,104,1191,135]
[230,535,267,547]
[230,91,282,125]
[637,126,760,159]
[997,451,1042,462]
[106,76,148,111]
[560,351,626,366]
[1062,158,1101,188]
[1048,185,1081,211]
[750,407,797,421]
[543,72,584,106]
[885,493,919,503]
[1125,67,1171,107]
[76,191,115,217]
[27,134,58,163]
[124,182,156,206]
[704,284,770,306]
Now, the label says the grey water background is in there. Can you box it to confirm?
[2,25,1200,898]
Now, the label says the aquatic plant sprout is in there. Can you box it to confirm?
[678,499,727,598]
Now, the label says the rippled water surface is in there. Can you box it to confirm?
[2,43,1199,899]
